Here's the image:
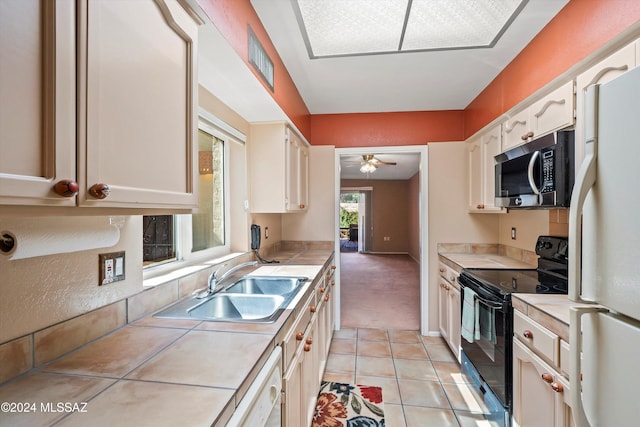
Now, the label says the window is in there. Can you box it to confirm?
[143,114,233,268]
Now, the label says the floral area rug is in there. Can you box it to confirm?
[312,381,385,427]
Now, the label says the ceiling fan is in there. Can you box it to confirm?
[345,154,397,174]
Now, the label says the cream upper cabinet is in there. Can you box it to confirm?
[574,40,637,169]
[77,0,199,209]
[248,122,309,213]
[503,81,575,151]
[467,123,503,213]
[0,0,200,210]
[0,0,76,206]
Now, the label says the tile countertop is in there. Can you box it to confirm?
[0,249,332,427]
[440,252,536,270]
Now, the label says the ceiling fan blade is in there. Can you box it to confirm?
[376,161,397,165]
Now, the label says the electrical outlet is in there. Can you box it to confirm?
[511,227,517,240]
[265,227,269,239]
[99,251,125,286]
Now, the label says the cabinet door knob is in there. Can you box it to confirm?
[304,344,311,352]
[521,131,535,140]
[53,179,79,197]
[523,330,533,339]
[541,373,553,383]
[331,265,336,270]
[551,382,563,393]
[326,274,331,280]
[296,332,304,341]
[319,287,325,293]
[310,305,316,313]
[305,337,313,345]
[324,294,330,302]
[439,268,446,273]
[476,204,485,209]
[299,204,305,209]
[89,183,110,199]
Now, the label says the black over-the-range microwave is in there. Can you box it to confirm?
[494,130,575,209]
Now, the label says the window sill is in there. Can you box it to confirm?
[142,251,247,288]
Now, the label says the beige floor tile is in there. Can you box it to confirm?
[391,342,428,360]
[356,356,396,377]
[355,375,401,405]
[421,335,448,345]
[322,371,355,384]
[426,344,458,362]
[397,379,450,408]
[384,404,407,427]
[333,328,357,339]
[57,380,233,427]
[325,353,356,374]
[357,340,392,358]
[126,330,272,388]
[433,361,471,384]
[442,382,491,413]
[394,358,439,381]
[329,338,357,354]
[43,326,185,378]
[388,330,421,343]
[403,406,460,427]
[455,409,502,427]
[357,328,389,342]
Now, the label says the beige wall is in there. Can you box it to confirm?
[341,179,411,253]
[497,210,549,251]
[282,146,336,242]
[427,142,499,333]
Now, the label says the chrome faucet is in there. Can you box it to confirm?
[194,261,258,299]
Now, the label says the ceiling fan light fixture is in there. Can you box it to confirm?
[360,163,377,174]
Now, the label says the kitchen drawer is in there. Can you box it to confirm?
[514,310,559,366]
[283,292,315,369]
[559,339,570,378]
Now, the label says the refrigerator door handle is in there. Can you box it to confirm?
[568,84,599,303]
[570,306,608,427]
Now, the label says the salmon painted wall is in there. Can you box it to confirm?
[196,0,311,138]
[310,111,465,147]
[465,0,640,138]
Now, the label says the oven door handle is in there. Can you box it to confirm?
[474,294,504,309]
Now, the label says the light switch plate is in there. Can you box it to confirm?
[99,251,125,286]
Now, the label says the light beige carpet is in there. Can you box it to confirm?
[339,252,420,331]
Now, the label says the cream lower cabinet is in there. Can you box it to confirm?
[513,340,574,427]
[438,261,461,361]
[0,0,200,210]
[248,123,309,213]
[503,80,575,152]
[467,123,503,213]
[512,310,575,427]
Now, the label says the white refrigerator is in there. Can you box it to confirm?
[569,65,640,426]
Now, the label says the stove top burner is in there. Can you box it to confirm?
[460,268,568,297]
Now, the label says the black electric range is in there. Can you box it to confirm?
[457,236,569,427]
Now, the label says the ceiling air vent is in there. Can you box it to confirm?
[248,26,274,91]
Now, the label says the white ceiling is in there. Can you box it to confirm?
[340,153,421,180]
[250,0,569,114]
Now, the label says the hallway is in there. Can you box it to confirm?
[340,252,420,331]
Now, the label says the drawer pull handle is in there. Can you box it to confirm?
[306,337,313,345]
[541,373,553,383]
[439,268,446,273]
[304,344,311,352]
[523,330,533,339]
[296,332,304,341]
[319,287,325,293]
[310,305,316,313]
[551,382,563,393]
[324,294,330,302]
[331,280,335,286]
[331,265,336,270]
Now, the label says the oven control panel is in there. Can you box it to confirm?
[535,236,568,261]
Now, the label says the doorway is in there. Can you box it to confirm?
[333,146,429,334]
[339,188,372,253]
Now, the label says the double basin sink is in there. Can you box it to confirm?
[154,276,308,323]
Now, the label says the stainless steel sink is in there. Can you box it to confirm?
[153,275,308,323]
[222,276,307,296]
[189,294,285,321]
